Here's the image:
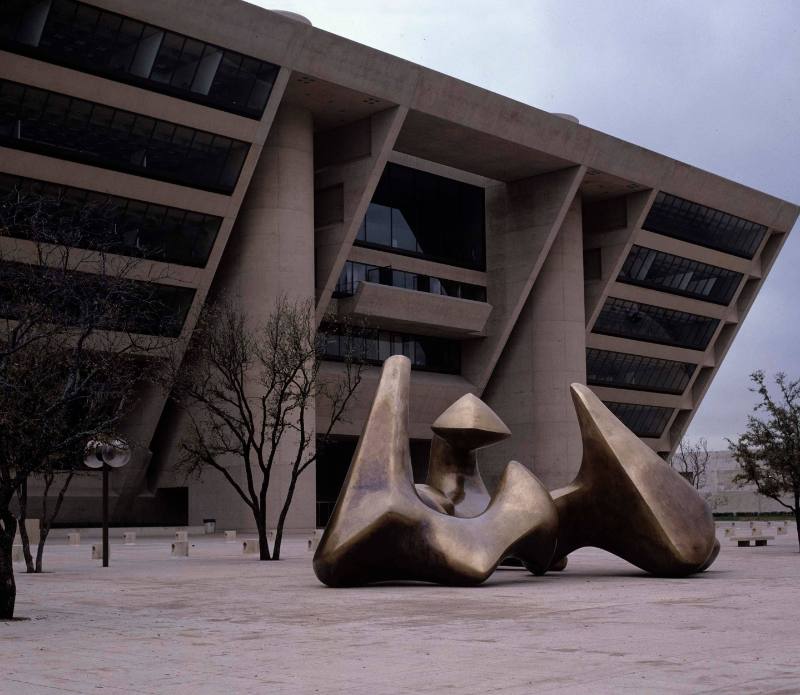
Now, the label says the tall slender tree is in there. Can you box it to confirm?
[169,296,363,560]
[729,370,800,551]
[0,185,169,617]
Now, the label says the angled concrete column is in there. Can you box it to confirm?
[192,103,317,532]
[482,195,586,490]
[215,103,315,308]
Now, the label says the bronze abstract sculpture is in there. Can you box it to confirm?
[313,356,558,586]
[313,356,718,587]
[549,384,720,577]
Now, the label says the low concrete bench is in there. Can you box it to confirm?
[123,531,136,545]
[171,541,189,557]
[224,530,237,542]
[12,544,23,563]
[67,532,81,545]
[175,530,188,542]
[734,536,773,547]
[91,544,105,561]
[242,539,260,554]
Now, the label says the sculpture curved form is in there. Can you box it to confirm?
[549,383,719,576]
[313,356,558,586]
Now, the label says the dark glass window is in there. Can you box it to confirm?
[0,80,249,193]
[320,324,461,375]
[355,163,486,270]
[618,246,742,305]
[334,260,487,302]
[0,0,279,119]
[593,297,719,351]
[0,260,195,337]
[604,402,673,438]
[644,192,767,259]
[586,348,696,395]
[0,172,221,267]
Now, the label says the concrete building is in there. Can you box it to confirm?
[1,0,797,532]
[693,450,795,515]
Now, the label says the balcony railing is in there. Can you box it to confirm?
[334,260,486,302]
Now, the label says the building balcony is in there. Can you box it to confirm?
[335,281,492,338]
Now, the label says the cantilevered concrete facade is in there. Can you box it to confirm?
[1,0,797,532]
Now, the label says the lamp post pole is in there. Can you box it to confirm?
[85,439,130,568]
[102,462,109,568]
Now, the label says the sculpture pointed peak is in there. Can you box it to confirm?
[431,393,511,450]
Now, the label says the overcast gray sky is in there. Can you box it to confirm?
[251,0,799,449]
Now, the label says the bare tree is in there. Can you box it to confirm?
[670,437,710,490]
[729,370,800,551]
[0,185,169,617]
[168,296,362,560]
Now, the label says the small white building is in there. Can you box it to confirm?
[697,450,793,515]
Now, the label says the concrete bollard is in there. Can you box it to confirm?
[67,532,81,546]
[123,531,136,545]
[171,541,189,557]
[777,525,788,535]
[12,545,23,563]
[224,530,237,542]
[175,530,188,542]
[267,530,276,543]
[91,544,105,561]
[307,535,320,552]
[724,528,734,537]
[242,539,259,554]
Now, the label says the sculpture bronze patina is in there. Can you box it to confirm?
[313,355,718,587]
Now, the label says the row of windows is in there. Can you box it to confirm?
[0,172,221,268]
[0,80,249,194]
[644,192,767,259]
[334,260,487,302]
[320,325,461,375]
[586,348,696,395]
[593,297,720,352]
[0,0,279,119]
[0,261,195,337]
[605,401,674,439]
[618,245,743,306]
[356,163,486,271]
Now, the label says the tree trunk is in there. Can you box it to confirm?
[35,470,73,573]
[35,527,49,573]
[273,473,300,561]
[255,513,271,561]
[0,512,17,619]
[794,491,800,553]
[16,481,35,574]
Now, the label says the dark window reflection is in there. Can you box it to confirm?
[334,260,486,301]
[644,192,767,259]
[618,246,742,305]
[586,348,696,395]
[320,323,461,375]
[0,173,221,267]
[593,297,719,351]
[0,0,279,119]
[0,260,195,337]
[356,163,486,270]
[0,80,249,193]
[605,401,673,438]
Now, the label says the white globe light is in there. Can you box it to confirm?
[84,441,105,469]
[103,440,131,469]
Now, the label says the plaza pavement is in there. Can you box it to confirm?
[2,525,799,695]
